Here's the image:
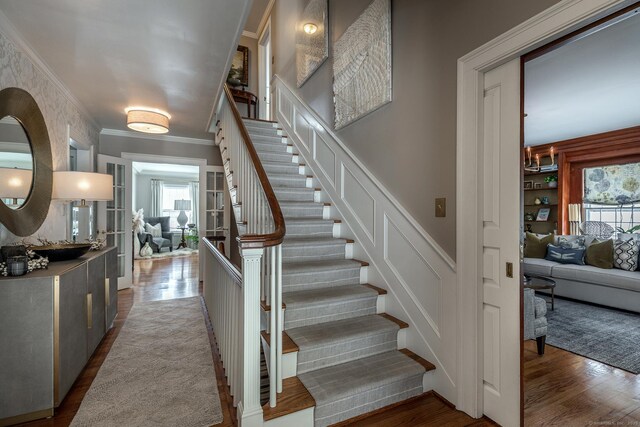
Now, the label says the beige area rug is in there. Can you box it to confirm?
[71,297,223,427]
[135,247,198,260]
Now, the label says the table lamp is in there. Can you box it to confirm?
[174,199,191,227]
[52,171,113,240]
[0,167,32,206]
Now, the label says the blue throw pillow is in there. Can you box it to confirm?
[545,244,585,265]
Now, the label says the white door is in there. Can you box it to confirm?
[98,154,133,290]
[258,19,272,120]
[481,58,521,426]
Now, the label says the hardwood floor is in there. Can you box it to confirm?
[524,340,640,426]
[19,253,638,427]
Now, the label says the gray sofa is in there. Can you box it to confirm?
[523,257,640,313]
[524,288,547,355]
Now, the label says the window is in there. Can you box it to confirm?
[584,202,640,232]
[162,184,191,229]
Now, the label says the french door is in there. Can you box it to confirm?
[97,154,133,289]
[481,58,521,426]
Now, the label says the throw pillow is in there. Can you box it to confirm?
[524,232,554,259]
[585,239,614,269]
[557,235,586,249]
[614,238,639,271]
[545,244,585,265]
[145,222,162,238]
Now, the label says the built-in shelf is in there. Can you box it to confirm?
[524,169,558,176]
[524,204,558,207]
[524,220,553,223]
[524,187,557,191]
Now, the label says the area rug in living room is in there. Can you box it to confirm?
[545,297,640,374]
[70,297,223,427]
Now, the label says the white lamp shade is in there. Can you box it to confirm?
[174,199,191,211]
[52,171,113,201]
[0,167,32,198]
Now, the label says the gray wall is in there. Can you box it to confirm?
[272,0,559,257]
[99,133,222,166]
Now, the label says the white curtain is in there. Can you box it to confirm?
[189,181,199,228]
[150,179,164,217]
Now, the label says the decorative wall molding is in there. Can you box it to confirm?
[242,30,259,39]
[100,128,214,146]
[273,75,458,403]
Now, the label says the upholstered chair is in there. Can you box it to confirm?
[524,288,548,355]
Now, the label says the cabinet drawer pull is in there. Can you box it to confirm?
[87,293,93,329]
[105,278,110,307]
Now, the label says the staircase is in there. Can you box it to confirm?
[240,117,436,427]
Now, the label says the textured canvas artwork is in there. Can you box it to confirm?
[296,0,328,87]
[333,0,391,130]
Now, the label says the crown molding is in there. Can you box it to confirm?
[100,128,214,146]
[0,10,100,131]
[242,30,258,39]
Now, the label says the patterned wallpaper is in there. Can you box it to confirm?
[0,29,100,245]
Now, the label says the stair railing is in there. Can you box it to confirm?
[202,84,285,426]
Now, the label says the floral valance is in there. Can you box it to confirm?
[583,162,640,205]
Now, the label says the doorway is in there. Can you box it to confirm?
[456,0,633,425]
[258,18,272,120]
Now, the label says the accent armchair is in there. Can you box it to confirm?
[524,288,548,355]
[138,216,173,253]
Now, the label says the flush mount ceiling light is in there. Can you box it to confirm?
[303,23,318,34]
[125,107,171,134]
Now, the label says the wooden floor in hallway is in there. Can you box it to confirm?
[21,254,637,427]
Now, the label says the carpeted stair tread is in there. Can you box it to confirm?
[274,187,316,202]
[261,160,300,175]
[252,140,289,153]
[279,200,325,218]
[285,217,336,237]
[299,350,426,427]
[283,284,377,329]
[288,315,400,374]
[267,173,309,188]
[282,259,362,291]
[287,314,399,350]
[255,150,294,163]
[283,236,346,246]
[282,236,347,261]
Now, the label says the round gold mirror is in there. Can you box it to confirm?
[0,116,33,209]
[0,88,52,236]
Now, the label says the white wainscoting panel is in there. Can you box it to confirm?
[314,132,336,188]
[273,75,459,404]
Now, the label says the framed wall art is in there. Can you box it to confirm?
[333,0,391,129]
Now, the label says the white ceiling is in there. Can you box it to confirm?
[132,161,198,179]
[245,0,271,36]
[0,0,252,140]
[525,9,640,146]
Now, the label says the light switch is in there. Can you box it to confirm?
[435,198,446,217]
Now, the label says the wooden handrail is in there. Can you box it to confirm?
[223,84,286,249]
[202,237,242,285]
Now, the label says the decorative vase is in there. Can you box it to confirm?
[548,181,558,188]
[140,242,153,257]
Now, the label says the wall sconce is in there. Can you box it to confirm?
[125,107,171,134]
[303,23,318,34]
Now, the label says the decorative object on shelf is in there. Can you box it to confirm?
[524,212,535,221]
[174,199,191,227]
[526,146,532,167]
[125,107,170,134]
[536,208,551,221]
[534,183,542,189]
[544,175,558,188]
[228,45,249,88]
[6,255,28,276]
[333,0,391,129]
[524,181,533,190]
[535,153,540,169]
[30,243,92,262]
[139,242,153,257]
[534,197,542,205]
[549,146,555,166]
[526,224,533,232]
[541,196,550,205]
[296,0,328,87]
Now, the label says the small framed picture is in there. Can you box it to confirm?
[536,208,550,221]
[534,183,542,189]
[524,181,533,190]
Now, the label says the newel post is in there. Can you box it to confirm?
[238,247,264,427]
